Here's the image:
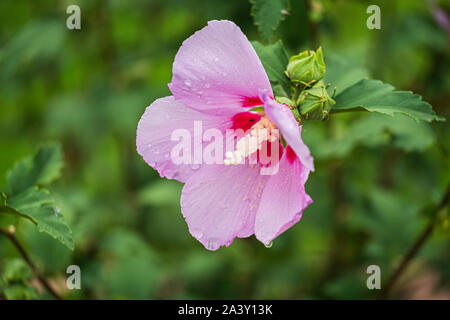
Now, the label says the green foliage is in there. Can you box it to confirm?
[323,55,369,95]
[333,79,445,122]
[0,21,65,79]
[252,40,290,96]
[0,258,39,300]
[7,144,63,195]
[250,0,290,42]
[253,42,442,125]
[0,0,448,300]
[98,229,160,299]
[303,113,436,160]
[1,145,73,250]
[7,187,74,250]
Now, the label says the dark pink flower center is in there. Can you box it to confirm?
[228,111,285,166]
[231,112,262,131]
[229,112,299,166]
[242,97,264,108]
[286,145,297,164]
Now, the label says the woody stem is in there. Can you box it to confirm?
[0,227,62,300]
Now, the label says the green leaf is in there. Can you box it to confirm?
[7,144,63,195]
[6,187,74,250]
[0,195,36,223]
[323,55,369,95]
[0,20,66,80]
[250,0,290,42]
[304,113,436,160]
[252,40,290,97]
[332,79,444,122]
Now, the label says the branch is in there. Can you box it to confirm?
[379,185,450,299]
[0,226,62,300]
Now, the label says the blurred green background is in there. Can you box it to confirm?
[0,0,449,299]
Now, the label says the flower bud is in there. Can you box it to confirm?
[285,47,326,87]
[297,85,335,120]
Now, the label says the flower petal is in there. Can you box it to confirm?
[263,97,314,171]
[136,96,232,183]
[255,150,312,245]
[169,20,272,116]
[181,163,270,250]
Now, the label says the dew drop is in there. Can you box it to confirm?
[264,241,273,249]
[206,238,220,250]
[191,228,203,239]
[184,80,192,86]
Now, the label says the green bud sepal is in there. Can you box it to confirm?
[285,47,326,90]
[297,84,335,121]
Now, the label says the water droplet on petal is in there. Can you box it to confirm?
[191,228,203,239]
[206,238,220,250]
[184,80,191,86]
[264,241,273,248]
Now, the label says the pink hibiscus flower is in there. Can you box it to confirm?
[137,20,314,250]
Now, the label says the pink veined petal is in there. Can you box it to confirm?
[136,96,232,183]
[262,97,315,171]
[169,20,272,116]
[255,150,312,246]
[180,163,270,251]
